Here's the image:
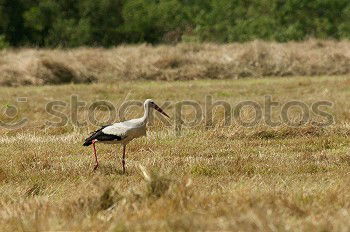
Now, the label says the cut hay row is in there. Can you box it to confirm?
[1,40,350,86]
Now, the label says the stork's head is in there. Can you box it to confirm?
[144,99,170,118]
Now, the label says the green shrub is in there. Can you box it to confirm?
[0,35,9,49]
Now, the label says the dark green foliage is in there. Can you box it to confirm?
[0,34,9,49]
[0,0,349,47]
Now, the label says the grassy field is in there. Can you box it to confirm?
[1,76,350,231]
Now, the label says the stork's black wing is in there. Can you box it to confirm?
[83,125,122,146]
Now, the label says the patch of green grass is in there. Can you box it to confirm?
[190,164,221,177]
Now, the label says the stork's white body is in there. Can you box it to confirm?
[101,118,147,145]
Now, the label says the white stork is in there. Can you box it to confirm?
[83,99,169,173]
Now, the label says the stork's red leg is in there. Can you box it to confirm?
[92,140,99,171]
[122,145,126,174]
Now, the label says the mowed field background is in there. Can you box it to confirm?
[1,42,350,231]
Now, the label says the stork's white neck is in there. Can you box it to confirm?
[141,102,151,124]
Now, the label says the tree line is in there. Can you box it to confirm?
[0,0,349,48]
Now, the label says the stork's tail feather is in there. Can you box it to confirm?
[83,140,92,146]
[83,125,109,147]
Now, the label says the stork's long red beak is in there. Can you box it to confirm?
[154,104,170,118]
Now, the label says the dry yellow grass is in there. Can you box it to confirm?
[0,76,350,231]
[1,40,350,86]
